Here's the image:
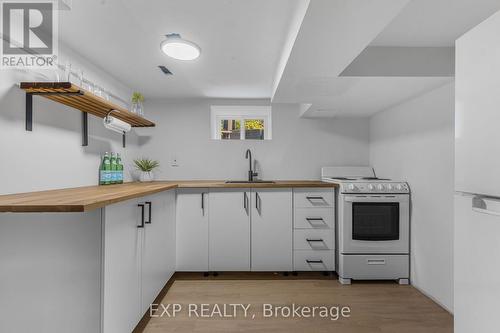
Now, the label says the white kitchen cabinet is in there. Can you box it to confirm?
[209,188,251,271]
[103,190,177,333]
[162,190,176,284]
[251,189,292,271]
[176,188,209,271]
[0,188,177,333]
[293,188,335,272]
[102,198,142,333]
[141,191,176,313]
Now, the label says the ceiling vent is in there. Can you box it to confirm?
[158,65,173,75]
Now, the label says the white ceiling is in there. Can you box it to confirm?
[58,0,500,117]
[271,0,413,114]
[59,0,302,98]
[298,77,453,118]
[372,0,500,46]
[272,0,500,117]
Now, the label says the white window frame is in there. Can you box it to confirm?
[210,105,272,140]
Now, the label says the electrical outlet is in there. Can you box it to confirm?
[171,156,179,167]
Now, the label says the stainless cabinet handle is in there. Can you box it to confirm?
[305,217,326,226]
[306,259,323,264]
[201,193,205,216]
[306,239,324,242]
[144,201,152,224]
[137,204,145,228]
[244,192,249,215]
[306,196,324,200]
[255,192,261,214]
[306,196,327,205]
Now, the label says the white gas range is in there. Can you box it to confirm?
[321,166,410,285]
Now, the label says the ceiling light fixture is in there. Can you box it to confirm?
[160,33,201,61]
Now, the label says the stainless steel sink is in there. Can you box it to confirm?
[225,180,275,184]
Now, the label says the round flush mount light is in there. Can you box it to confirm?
[160,33,201,61]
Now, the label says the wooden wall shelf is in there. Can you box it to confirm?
[19,82,155,147]
[20,82,155,127]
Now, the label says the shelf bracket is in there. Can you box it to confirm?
[26,93,33,131]
[122,132,126,148]
[25,90,84,132]
[82,112,88,146]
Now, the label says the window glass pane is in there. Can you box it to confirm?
[219,119,241,140]
[244,119,264,140]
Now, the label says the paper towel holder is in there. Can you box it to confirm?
[104,109,129,148]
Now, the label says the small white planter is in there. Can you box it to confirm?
[139,171,154,182]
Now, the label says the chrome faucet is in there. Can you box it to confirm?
[245,149,258,182]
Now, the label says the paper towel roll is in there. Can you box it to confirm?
[103,116,132,133]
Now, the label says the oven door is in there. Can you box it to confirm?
[340,195,409,254]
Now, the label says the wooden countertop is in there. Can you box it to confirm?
[0,180,336,213]
[175,180,336,189]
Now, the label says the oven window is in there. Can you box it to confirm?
[352,203,399,241]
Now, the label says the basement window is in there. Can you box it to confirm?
[210,106,272,140]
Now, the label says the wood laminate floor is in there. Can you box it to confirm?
[143,273,453,333]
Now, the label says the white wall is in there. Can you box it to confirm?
[0,211,102,333]
[370,82,455,312]
[138,99,370,180]
[0,43,139,195]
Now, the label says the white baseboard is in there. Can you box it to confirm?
[411,283,454,315]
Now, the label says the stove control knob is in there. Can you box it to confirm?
[377,184,385,191]
[368,184,375,191]
[397,184,404,191]
[386,184,393,191]
[347,184,356,191]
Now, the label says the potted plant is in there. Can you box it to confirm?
[131,92,145,116]
[133,158,159,182]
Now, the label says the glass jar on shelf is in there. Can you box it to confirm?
[93,85,103,98]
[130,92,145,116]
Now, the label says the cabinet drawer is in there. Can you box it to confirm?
[294,229,334,250]
[340,254,409,280]
[293,250,335,271]
[294,189,334,208]
[294,208,334,229]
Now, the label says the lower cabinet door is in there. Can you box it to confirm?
[209,189,251,271]
[102,198,142,333]
[251,189,292,271]
[176,188,209,271]
[141,191,176,314]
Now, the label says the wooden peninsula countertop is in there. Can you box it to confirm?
[0,180,336,213]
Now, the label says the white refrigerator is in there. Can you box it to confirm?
[455,10,500,333]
